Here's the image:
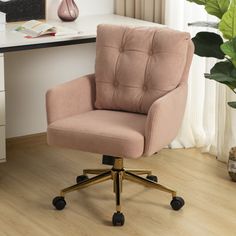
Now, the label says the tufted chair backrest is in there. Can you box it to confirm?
[95,24,192,114]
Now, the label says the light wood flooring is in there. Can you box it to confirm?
[0,135,236,236]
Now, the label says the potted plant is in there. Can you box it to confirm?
[187,0,236,181]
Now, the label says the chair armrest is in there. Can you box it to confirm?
[144,83,188,156]
[46,74,96,125]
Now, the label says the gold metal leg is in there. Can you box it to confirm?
[83,169,110,175]
[55,156,181,220]
[124,171,177,197]
[113,171,123,212]
[125,169,152,176]
[60,171,112,197]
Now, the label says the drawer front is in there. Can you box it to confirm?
[0,55,4,91]
[0,125,6,161]
[0,91,5,125]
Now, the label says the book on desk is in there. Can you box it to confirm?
[15,20,79,38]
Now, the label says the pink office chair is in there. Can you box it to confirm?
[46,24,194,226]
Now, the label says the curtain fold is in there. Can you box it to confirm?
[115,0,165,23]
[164,0,236,162]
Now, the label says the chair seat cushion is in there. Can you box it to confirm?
[47,110,146,159]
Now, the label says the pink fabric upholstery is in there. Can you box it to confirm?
[46,74,95,124]
[144,83,187,156]
[144,40,194,155]
[46,24,194,159]
[95,24,191,114]
[48,110,146,159]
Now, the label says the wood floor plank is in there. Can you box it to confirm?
[0,138,235,236]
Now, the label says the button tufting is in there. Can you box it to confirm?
[149,50,153,56]
[119,47,124,53]
[143,85,147,91]
[114,81,119,87]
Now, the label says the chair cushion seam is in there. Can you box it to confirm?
[49,127,144,143]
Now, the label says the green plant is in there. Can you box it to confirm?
[188,0,236,108]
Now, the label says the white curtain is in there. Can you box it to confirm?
[115,0,165,23]
[165,0,236,162]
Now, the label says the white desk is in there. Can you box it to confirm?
[0,14,160,162]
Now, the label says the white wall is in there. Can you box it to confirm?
[5,0,114,138]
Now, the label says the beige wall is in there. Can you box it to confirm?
[5,0,114,138]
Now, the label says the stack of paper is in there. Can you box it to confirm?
[0,12,6,32]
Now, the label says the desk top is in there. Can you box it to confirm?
[0,14,162,53]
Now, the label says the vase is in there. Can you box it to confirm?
[58,0,79,22]
[228,147,236,182]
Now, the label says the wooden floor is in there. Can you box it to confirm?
[0,136,236,236]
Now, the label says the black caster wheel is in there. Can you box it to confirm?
[76,175,89,184]
[170,196,185,211]
[52,196,66,210]
[146,175,158,182]
[112,212,125,226]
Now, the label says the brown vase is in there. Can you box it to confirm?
[228,147,236,182]
[58,0,79,22]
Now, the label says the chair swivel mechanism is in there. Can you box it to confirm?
[46,24,194,226]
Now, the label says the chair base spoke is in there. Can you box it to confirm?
[53,156,183,226]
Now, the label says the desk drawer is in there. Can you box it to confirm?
[0,126,6,161]
[0,91,5,125]
[0,55,4,91]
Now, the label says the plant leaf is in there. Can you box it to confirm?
[220,37,236,66]
[205,61,236,90]
[219,0,236,39]
[211,61,234,75]
[187,0,206,5]
[228,101,236,108]
[187,0,230,19]
[205,72,236,82]
[192,32,225,59]
[205,0,230,19]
